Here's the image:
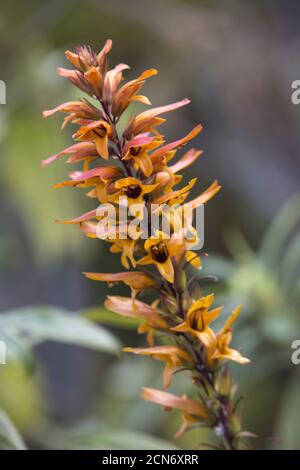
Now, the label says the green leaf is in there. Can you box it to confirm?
[0,409,26,450]
[82,306,141,329]
[0,306,121,367]
[201,255,235,282]
[260,314,298,345]
[0,330,34,372]
[275,374,300,449]
[46,422,178,450]
[223,231,255,264]
[281,233,300,292]
[259,194,300,269]
[84,430,178,450]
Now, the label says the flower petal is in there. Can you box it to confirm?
[56,209,97,224]
[137,152,153,177]
[151,125,202,159]
[169,149,203,174]
[220,305,242,335]
[156,258,174,284]
[142,388,207,419]
[84,271,154,290]
[186,180,221,210]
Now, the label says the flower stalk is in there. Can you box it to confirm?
[43,40,253,450]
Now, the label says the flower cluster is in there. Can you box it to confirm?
[43,40,251,449]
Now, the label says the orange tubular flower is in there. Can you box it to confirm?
[171,294,223,348]
[122,135,162,177]
[110,177,158,213]
[104,296,164,324]
[74,120,112,159]
[142,388,208,438]
[43,40,252,450]
[124,346,193,389]
[208,306,250,365]
[109,239,136,269]
[123,99,190,139]
[137,231,185,284]
[105,296,168,346]
[112,68,157,116]
[83,271,154,291]
[142,387,208,419]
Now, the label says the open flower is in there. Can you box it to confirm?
[122,135,162,177]
[137,231,184,283]
[176,226,202,269]
[109,238,136,269]
[172,294,223,348]
[74,120,112,159]
[112,68,157,117]
[124,345,192,388]
[109,177,158,217]
[208,306,250,365]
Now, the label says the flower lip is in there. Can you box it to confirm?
[190,310,204,331]
[124,184,142,199]
[93,124,107,137]
[130,146,141,156]
[150,241,169,263]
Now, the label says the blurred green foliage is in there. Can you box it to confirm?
[0,408,27,450]
[0,305,122,447]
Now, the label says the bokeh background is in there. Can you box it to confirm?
[0,0,300,450]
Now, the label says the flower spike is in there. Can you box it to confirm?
[43,40,252,450]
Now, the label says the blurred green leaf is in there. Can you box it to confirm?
[259,194,300,269]
[0,409,26,450]
[281,233,300,293]
[0,330,34,372]
[275,374,300,449]
[83,306,141,329]
[46,422,178,450]
[0,362,43,432]
[201,256,235,281]
[0,306,122,364]
[260,315,299,345]
[224,231,255,264]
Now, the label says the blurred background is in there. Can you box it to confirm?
[0,0,300,450]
